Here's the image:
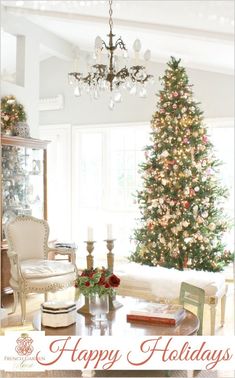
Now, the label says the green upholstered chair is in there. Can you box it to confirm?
[179,281,205,335]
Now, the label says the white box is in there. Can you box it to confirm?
[41,301,76,328]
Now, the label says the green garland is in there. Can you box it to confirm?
[1,95,27,134]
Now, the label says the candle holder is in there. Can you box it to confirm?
[104,239,123,312]
[105,239,115,273]
[77,240,96,315]
[85,240,96,269]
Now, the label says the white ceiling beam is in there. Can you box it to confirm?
[4,5,234,44]
[2,6,74,61]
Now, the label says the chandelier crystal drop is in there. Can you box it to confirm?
[68,0,154,109]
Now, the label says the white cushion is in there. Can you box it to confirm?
[117,263,226,299]
[13,259,75,280]
[10,272,76,291]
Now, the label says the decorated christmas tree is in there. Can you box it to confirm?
[130,57,233,272]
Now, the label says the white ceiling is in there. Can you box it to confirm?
[2,0,234,75]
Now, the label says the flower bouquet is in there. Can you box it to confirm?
[75,267,121,319]
[75,267,120,297]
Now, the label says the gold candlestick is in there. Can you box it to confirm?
[85,240,96,269]
[77,240,96,315]
[105,239,115,273]
[105,239,123,312]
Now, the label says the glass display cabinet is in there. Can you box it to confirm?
[1,135,49,298]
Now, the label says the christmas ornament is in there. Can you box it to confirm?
[184,201,190,209]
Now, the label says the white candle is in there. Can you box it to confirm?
[107,224,113,240]
[87,227,93,241]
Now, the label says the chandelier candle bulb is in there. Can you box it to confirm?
[107,224,113,240]
[87,227,93,242]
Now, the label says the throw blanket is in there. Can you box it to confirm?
[116,263,225,299]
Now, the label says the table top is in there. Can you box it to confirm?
[33,296,199,336]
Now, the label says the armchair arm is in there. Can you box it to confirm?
[47,247,76,265]
[7,250,24,281]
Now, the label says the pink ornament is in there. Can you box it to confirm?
[172,104,177,109]
[183,137,189,144]
[202,135,208,143]
[159,109,165,114]
[173,91,178,97]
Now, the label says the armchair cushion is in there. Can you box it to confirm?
[12,259,75,280]
[10,272,76,291]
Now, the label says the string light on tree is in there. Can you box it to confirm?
[129,56,233,272]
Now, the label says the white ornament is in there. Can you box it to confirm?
[202,211,208,218]
[209,223,216,231]
[183,221,189,227]
[193,205,199,213]
[161,150,169,158]
[194,186,200,192]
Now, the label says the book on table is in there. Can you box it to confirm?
[126,303,186,326]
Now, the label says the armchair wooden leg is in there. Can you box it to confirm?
[20,293,26,325]
[12,290,18,314]
[44,292,48,302]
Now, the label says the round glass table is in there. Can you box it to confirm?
[33,295,199,336]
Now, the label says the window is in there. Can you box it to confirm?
[207,121,234,251]
[40,119,234,268]
[72,124,149,266]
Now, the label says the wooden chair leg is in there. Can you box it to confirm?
[210,304,216,335]
[20,293,26,325]
[44,292,48,302]
[221,293,226,327]
[12,290,18,314]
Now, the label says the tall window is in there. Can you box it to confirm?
[72,124,149,266]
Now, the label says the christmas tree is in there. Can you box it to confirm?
[130,57,233,272]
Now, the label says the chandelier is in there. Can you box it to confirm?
[68,0,154,109]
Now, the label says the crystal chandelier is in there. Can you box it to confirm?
[68,0,154,109]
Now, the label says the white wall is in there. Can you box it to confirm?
[1,9,73,137]
[39,57,234,126]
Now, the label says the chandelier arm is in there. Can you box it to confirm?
[114,37,127,51]
[116,67,129,80]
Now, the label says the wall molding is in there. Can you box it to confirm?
[39,94,64,111]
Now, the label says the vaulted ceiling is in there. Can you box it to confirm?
[2,0,234,75]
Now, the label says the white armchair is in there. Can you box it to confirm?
[5,215,77,324]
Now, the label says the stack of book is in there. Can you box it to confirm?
[54,242,77,249]
[127,303,186,326]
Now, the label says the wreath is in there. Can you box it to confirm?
[1,95,27,134]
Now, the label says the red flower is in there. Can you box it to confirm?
[98,276,106,285]
[105,283,110,288]
[85,281,90,287]
[108,274,120,288]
